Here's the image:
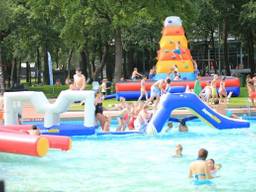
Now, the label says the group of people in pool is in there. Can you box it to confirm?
[94,93,153,132]
[173,146,221,184]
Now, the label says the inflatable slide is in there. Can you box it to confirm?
[147,93,250,134]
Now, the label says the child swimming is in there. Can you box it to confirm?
[207,159,221,177]
[173,144,183,158]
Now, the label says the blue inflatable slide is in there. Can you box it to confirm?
[147,93,250,134]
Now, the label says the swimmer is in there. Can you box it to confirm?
[27,125,40,135]
[189,148,213,183]
[178,121,188,132]
[207,159,222,178]
[165,122,173,133]
[173,144,183,157]
[134,105,152,132]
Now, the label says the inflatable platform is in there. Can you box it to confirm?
[147,93,250,134]
[115,76,240,100]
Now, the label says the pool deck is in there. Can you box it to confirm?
[20,101,256,121]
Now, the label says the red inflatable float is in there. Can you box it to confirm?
[0,124,72,156]
[0,132,49,157]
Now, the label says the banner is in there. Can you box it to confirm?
[47,52,54,85]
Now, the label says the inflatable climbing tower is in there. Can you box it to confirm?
[155,16,196,81]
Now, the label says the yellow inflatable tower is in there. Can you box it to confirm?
[155,16,196,80]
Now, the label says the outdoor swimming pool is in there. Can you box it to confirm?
[1,119,256,192]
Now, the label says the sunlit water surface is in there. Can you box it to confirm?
[1,119,256,192]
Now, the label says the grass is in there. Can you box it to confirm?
[23,84,250,109]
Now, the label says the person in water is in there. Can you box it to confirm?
[207,159,222,178]
[95,92,110,132]
[189,148,213,184]
[166,116,198,132]
[27,125,40,135]
[173,144,183,157]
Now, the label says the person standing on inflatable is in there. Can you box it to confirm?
[138,76,148,101]
[131,67,143,81]
[147,79,164,107]
[73,68,86,90]
[210,75,218,104]
[194,76,202,96]
[218,76,227,103]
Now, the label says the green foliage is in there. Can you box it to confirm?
[26,85,68,98]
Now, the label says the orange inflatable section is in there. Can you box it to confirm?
[162,26,185,36]
[157,49,192,61]
[160,36,188,49]
[156,60,194,73]
[0,132,49,157]
[115,78,240,92]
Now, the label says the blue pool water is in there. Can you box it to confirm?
[1,119,256,192]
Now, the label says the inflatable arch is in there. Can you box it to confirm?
[4,90,96,128]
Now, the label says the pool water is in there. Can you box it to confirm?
[1,119,256,192]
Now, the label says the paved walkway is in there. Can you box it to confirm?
[20,102,255,121]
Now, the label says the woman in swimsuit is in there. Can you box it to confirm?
[95,93,110,132]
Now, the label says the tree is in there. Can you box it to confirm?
[240,0,256,74]
[0,0,13,93]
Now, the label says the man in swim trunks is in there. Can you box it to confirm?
[73,68,86,90]
[147,79,164,108]
[189,148,213,183]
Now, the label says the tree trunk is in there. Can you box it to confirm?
[43,44,50,84]
[127,48,135,78]
[248,30,255,74]
[16,58,21,85]
[106,50,114,81]
[223,17,231,75]
[56,48,59,69]
[80,48,90,81]
[92,44,108,81]
[113,29,123,82]
[67,48,73,79]
[36,48,41,84]
[204,35,208,75]
[26,61,30,83]
[10,58,17,87]
[211,30,217,74]
[0,46,4,94]
[123,50,127,78]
